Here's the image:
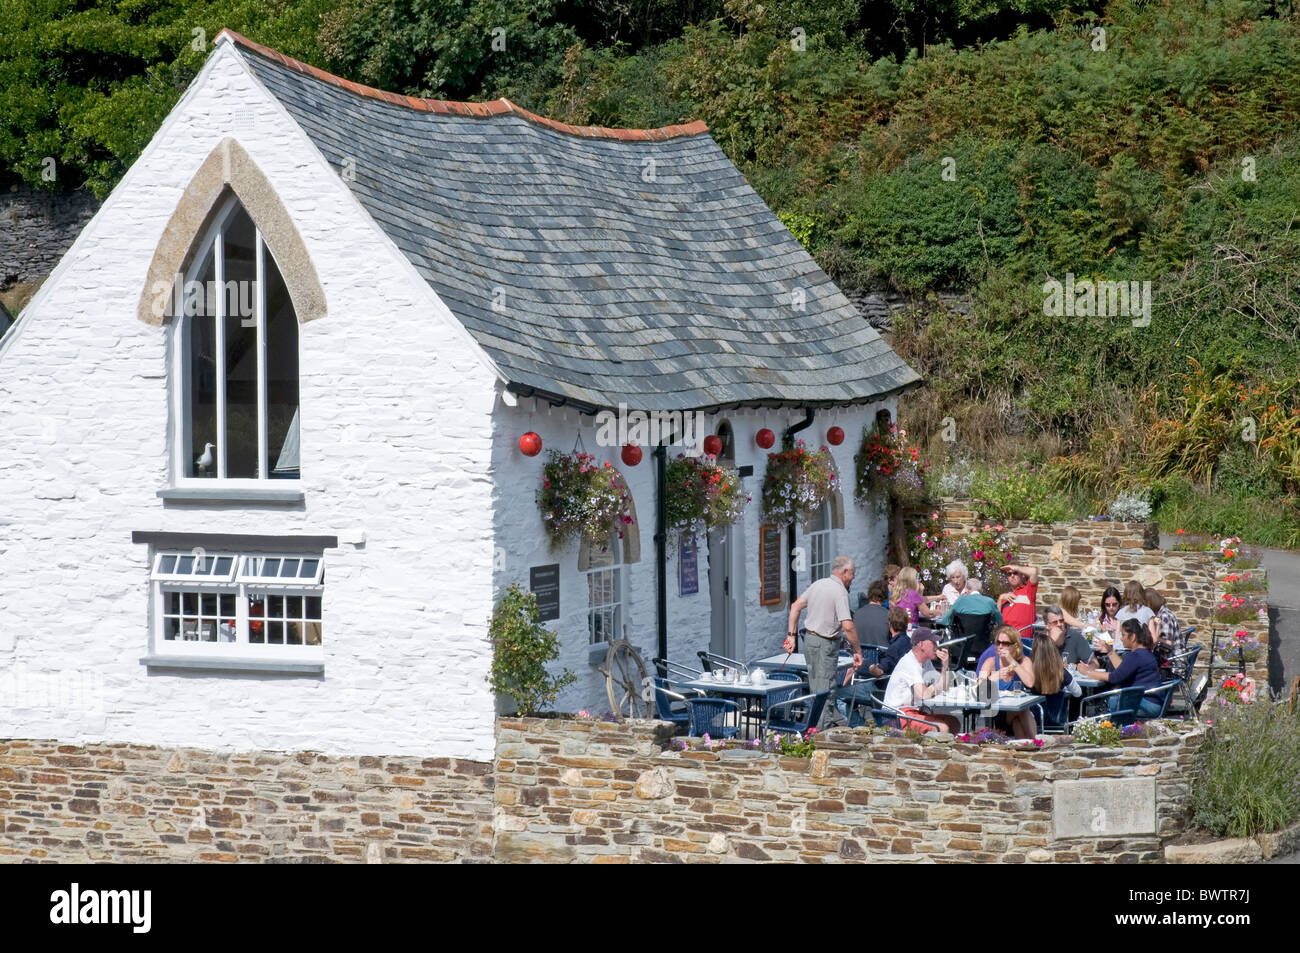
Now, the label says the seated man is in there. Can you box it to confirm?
[866,606,912,679]
[1045,606,1092,664]
[882,629,961,734]
[851,580,892,647]
[840,605,910,725]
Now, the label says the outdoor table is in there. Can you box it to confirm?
[677,675,807,737]
[920,687,1044,733]
[752,652,855,674]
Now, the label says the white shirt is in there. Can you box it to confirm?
[884,651,939,709]
[941,583,969,606]
[1115,605,1154,628]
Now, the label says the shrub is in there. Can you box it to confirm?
[1108,491,1152,522]
[936,456,976,498]
[1190,701,1300,838]
[487,584,576,716]
[908,517,1018,596]
[971,461,1073,523]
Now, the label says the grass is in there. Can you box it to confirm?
[1155,489,1300,552]
[1189,700,1300,839]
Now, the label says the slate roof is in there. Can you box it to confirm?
[224,31,921,413]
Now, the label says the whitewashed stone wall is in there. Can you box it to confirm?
[0,43,501,759]
[490,402,893,713]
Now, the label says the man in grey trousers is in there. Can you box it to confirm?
[784,555,863,729]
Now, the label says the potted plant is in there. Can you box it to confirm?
[487,584,576,716]
[665,453,750,537]
[760,440,838,525]
[537,451,634,549]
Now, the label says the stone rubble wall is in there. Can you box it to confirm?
[0,740,493,862]
[492,717,1201,864]
[2,716,1203,863]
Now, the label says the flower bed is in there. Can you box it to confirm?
[537,451,634,548]
[664,453,749,537]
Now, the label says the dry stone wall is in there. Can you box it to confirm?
[492,717,1202,864]
[2,717,1203,863]
[0,740,493,862]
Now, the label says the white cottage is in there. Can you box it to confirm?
[0,31,919,760]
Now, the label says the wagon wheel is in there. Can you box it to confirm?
[604,638,649,721]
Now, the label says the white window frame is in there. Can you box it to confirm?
[170,194,300,488]
[583,535,624,645]
[150,550,323,664]
[808,499,833,582]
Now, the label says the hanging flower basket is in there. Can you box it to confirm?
[665,454,750,537]
[761,441,838,526]
[854,422,929,508]
[537,451,634,549]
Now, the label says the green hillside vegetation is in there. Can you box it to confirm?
[3,0,1297,543]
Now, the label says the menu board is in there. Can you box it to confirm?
[759,523,782,606]
[678,533,699,596]
[529,563,560,622]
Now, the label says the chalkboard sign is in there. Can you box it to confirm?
[529,563,560,622]
[759,524,782,606]
[678,533,699,596]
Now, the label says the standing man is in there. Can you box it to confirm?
[785,555,863,729]
[998,562,1039,636]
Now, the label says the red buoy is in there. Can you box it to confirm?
[755,428,776,449]
[519,432,542,456]
[827,426,845,446]
[621,444,643,467]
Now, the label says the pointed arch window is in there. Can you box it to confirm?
[173,196,300,483]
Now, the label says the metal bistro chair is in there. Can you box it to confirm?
[1143,681,1180,720]
[651,677,702,735]
[866,686,943,732]
[1078,686,1148,727]
[839,676,880,727]
[1163,644,1202,716]
[764,690,831,737]
[684,696,743,740]
[652,656,704,683]
[697,651,749,675]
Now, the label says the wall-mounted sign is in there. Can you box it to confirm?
[759,523,782,606]
[678,533,699,596]
[529,563,560,622]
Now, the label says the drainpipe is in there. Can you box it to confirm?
[653,438,669,674]
[783,410,815,623]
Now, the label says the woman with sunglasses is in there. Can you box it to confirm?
[1023,631,1082,729]
[978,625,1036,739]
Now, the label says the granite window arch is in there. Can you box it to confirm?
[171,195,301,481]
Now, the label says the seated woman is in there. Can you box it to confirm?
[1022,631,1082,729]
[1076,619,1163,718]
[1115,580,1156,637]
[977,625,1036,739]
[921,561,970,620]
[1057,584,1085,633]
[1145,587,1185,677]
[890,567,926,625]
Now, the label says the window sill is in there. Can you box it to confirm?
[158,487,305,505]
[140,654,324,675]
